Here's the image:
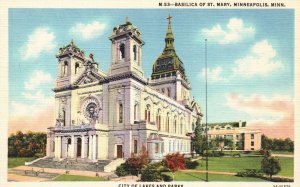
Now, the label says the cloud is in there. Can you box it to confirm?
[70,21,106,40]
[24,70,53,90]
[199,66,228,83]
[202,18,255,44]
[225,93,294,139]
[9,70,54,134]
[199,40,284,82]
[232,40,284,78]
[21,27,56,60]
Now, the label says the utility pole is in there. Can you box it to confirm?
[205,38,209,182]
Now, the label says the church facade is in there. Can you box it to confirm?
[46,16,202,161]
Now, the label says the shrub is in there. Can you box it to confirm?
[237,169,264,178]
[185,158,199,169]
[203,151,225,157]
[163,152,185,172]
[161,174,173,182]
[115,163,129,177]
[269,177,293,182]
[116,145,149,176]
[140,163,162,182]
[126,145,149,173]
[259,150,270,157]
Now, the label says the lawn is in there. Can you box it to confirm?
[196,156,293,177]
[8,157,36,168]
[52,174,107,181]
[163,172,267,181]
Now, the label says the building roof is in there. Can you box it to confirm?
[207,121,247,128]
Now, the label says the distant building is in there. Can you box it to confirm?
[206,121,261,151]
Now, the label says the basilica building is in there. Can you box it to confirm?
[46,16,202,162]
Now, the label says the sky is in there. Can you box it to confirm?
[9,9,294,139]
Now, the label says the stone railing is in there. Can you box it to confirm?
[53,124,95,131]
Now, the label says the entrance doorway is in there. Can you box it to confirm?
[117,145,123,158]
[77,138,82,157]
[67,138,72,158]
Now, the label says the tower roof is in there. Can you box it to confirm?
[151,15,187,81]
[109,17,144,45]
[57,39,85,59]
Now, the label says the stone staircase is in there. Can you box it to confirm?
[30,157,111,172]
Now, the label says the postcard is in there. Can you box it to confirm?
[0,0,299,187]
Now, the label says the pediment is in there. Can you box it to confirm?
[74,71,105,86]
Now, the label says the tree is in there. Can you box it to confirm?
[163,152,185,180]
[194,117,206,155]
[261,134,294,152]
[8,131,47,158]
[261,156,281,179]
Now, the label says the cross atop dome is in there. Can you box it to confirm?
[167,14,172,24]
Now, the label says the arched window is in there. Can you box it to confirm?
[166,113,170,132]
[133,45,137,61]
[134,140,138,154]
[120,43,125,59]
[180,118,183,134]
[134,103,138,121]
[62,109,66,126]
[145,105,150,122]
[52,141,55,152]
[156,109,161,131]
[75,62,79,74]
[167,87,171,97]
[63,61,68,76]
[119,103,123,123]
[174,118,177,134]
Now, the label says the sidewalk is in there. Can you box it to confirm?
[272,154,294,158]
[8,173,49,182]
[13,165,115,178]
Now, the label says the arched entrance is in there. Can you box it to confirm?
[67,138,72,158]
[117,145,123,158]
[77,138,82,157]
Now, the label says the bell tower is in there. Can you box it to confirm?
[55,40,85,87]
[109,17,145,78]
[150,15,191,102]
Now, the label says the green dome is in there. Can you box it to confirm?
[151,15,187,81]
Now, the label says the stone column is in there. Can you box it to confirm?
[71,135,75,158]
[92,135,97,160]
[46,133,51,157]
[89,134,93,159]
[57,136,62,159]
[81,135,85,159]
[54,136,58,158]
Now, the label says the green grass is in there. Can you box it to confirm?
[163,172,267,181]
[8,157,36,168]
[52,174,107,181]
[196,157,293,177]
